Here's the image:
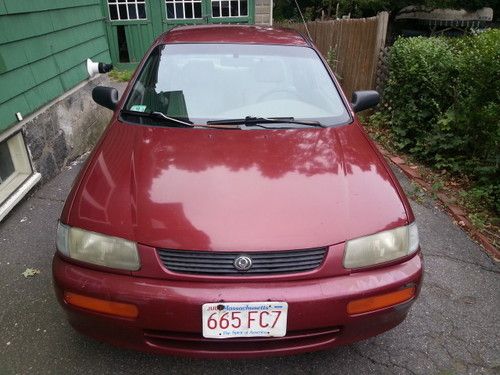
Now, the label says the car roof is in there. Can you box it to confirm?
[158,25,310,47]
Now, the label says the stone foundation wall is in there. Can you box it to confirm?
[22,75,123,183]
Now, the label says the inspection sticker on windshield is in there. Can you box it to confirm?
[130,104,147,112]
[202,302,288,339]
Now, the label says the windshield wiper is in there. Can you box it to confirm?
[121,109,194,127]
[206,116,326,128]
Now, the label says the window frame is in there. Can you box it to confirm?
[210,0,248,18]
[0,131,36,207]
[107,0,148,21]
[165,0,204,20]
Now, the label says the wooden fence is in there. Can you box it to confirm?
[275,12,388,99]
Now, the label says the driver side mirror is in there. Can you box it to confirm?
[351,90,380,113]
[92,86,119,111]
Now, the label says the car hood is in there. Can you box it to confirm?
[65,121,408,251]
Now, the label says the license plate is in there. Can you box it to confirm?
[202,302,288,339]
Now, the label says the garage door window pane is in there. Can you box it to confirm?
[194,2,202,17]
[221,1,229,16]
[230,1,238,16]
[185,3,193,18]
[118,4,128,18]
[167,2,175,18]
[175,3,184,18]
[212,2,220,17]
[109,4,119,19]
[138,3,146,18]
[128,4,137,18]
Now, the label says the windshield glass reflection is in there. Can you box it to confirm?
[123,44,350,126]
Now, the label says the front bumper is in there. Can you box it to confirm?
[52,252,423,358]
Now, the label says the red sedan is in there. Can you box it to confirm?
[53,25,422,358]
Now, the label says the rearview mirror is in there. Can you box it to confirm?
[92,86,119,111]
[351,90,380,113]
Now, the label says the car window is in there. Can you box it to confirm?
[123,43,351,126]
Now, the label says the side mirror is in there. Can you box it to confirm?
[92,86,119,111]
[351,90,380,113]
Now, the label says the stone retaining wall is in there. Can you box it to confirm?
[21,75,123,183]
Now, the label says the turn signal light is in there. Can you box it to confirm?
[347,286,416,315]
[64,292,139,319]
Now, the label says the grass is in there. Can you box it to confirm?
[108,69,134,82]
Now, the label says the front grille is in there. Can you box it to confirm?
[157,247,327,276]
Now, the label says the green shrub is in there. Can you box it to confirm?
[378,30,500,214]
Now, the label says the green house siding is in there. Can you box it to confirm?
[0,0,111,133]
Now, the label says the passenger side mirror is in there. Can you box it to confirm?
[351,90,380,113]
[92,86,119,111]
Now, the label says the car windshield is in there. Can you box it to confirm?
[122,43,351,127]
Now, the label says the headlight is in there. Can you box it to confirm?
[56,222,140,271]
[343,222,419,269]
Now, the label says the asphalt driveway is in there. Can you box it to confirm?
[0,156,498,374]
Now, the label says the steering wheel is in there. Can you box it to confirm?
[258,89,300,101]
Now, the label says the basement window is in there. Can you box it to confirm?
[0,132,40,221]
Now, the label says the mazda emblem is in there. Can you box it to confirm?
[233,255,253,271]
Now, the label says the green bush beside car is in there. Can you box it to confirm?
[373,29,499,215]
